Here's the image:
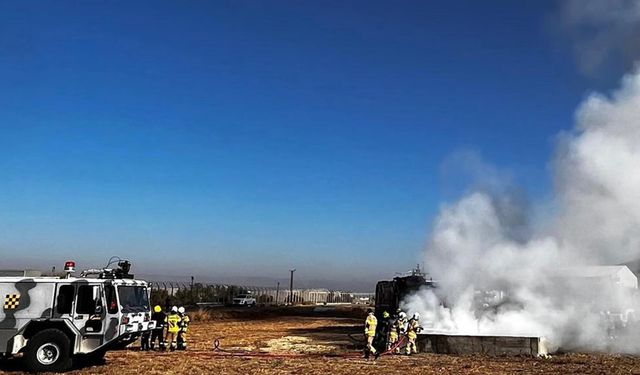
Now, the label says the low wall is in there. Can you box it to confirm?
[419,333,542,356]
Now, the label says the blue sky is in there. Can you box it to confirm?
[0,1,618,289]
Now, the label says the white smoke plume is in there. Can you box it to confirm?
[558,0,640,76]
[403,69,640,353]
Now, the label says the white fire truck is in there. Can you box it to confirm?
[0,260,155,372]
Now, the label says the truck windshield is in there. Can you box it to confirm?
[117,286,149,313]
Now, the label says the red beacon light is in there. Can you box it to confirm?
[63,261,76,278]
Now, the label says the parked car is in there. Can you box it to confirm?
[232,294,256,307]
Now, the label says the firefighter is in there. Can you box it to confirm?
[363,308,377,359]
[165,306,182,351]
[389,311,407,353]
[177,306,190,350]
[150,305,166,350]
[140,327,151,351]
[406,312,422,355]
[372,311,391,359]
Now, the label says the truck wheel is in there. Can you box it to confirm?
[24,328,72,373]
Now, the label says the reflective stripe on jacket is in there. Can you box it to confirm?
[407,319,420,338]
[166,313,182,333]
[365,315,377,336]
[180,314,191,332]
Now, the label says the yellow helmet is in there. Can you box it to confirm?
[154,305,162,313]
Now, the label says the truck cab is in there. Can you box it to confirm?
[0,260,155,372]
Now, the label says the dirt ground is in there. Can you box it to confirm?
[2,311,640,374]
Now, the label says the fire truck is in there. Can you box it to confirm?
[0,259,155,372]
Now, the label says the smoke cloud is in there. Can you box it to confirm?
[403,69,640,353]
[558,0,640,76]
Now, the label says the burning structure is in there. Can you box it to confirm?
[378,264,639,356]
[399,69,640,355]
[375,267,436,318]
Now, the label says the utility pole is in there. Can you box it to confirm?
[289,269,296,305]
[190,276,194,301]
[275,282,280,306]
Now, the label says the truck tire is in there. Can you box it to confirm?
[24,328,72,373]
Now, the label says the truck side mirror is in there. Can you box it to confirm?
[95,305,103,315]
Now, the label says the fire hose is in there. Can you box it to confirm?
[383,335,408,355]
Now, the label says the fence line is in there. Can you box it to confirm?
[148,281,374,306]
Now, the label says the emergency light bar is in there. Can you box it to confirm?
[64,261,75,272]
[63,261,76,278]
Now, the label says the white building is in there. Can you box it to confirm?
[561,265,638,289]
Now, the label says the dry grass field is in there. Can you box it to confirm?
[1,308,640,374]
